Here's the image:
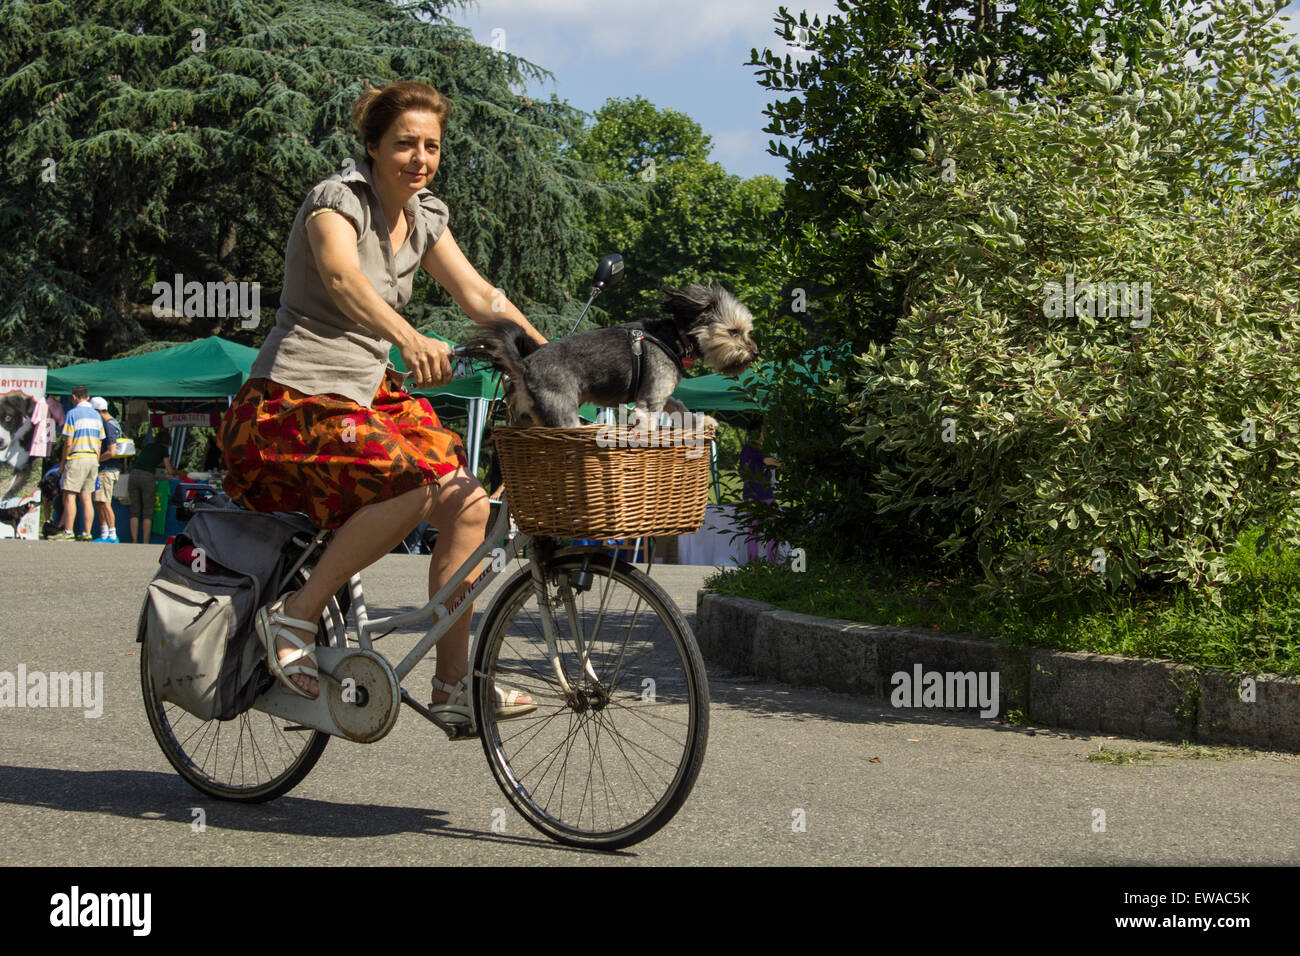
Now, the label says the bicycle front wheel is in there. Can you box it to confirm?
[473,551,709,849]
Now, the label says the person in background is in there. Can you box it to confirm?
[90,397,121,542]
[50,386,104,541]
[201,435,223,473]
[127,431,178,544]
[739,423,781,563]
[34,397,65,531]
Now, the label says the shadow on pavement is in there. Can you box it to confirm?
[704,670,1086,741]
[0,765,628,857]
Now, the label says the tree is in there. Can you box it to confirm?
[736,0,1194,562]
[0,0,612,365]
[841,0,1300,601]
[567,95,784,326]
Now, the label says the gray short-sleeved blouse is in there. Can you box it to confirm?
[249,157,450,407]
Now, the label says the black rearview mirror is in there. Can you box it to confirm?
[592,253,624,292]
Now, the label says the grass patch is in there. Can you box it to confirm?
[703,529,1300,676]
[1000,708,1030,727]
[1087,743,1254,764]
[1088,746,1157,764]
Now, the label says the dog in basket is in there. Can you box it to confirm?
[463,282,759,433]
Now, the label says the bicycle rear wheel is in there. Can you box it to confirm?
[140,567,334,803]
[473,551,709,849]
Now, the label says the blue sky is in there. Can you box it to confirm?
[444,1,1300,184]
[442,0,840,182]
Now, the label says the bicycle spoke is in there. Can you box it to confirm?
[594,710,681,774]
[477,555,706,846]
[603,696,691,738]
[590,708,664,803]
[142,572,334,801]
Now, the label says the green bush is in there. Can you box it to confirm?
[738,1,1180,565]
[704,528,1300,675]
[841,3,1300,602]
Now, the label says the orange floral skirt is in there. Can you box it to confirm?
[218,374,467,530]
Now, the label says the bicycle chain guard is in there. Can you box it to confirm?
[324,649,400,743]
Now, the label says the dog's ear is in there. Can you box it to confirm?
[659,282,721,327]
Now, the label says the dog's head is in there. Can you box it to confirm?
[0,392,36,457]
[660,283,759,375]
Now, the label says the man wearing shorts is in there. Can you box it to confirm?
[91,397,121,542]
[51,386,103,541]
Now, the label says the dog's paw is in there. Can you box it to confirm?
[629,409,655,439]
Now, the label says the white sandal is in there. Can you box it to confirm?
[429,674,537,722]
[256,598,320,700]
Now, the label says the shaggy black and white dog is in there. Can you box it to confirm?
[464,282,759,430]
[0,391,37,502]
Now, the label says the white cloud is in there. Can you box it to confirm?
[451,0,842,70]
[710,127,775,172]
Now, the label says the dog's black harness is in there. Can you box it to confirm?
[625,324,694,403]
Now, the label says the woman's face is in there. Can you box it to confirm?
[367,109,442,200]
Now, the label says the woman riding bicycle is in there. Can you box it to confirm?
[218,80,542,722]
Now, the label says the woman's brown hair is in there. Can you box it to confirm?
[351,80,451,151]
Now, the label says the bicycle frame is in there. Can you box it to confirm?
[252,491,604,737]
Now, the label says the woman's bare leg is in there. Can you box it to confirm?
[421,469,490,697]
[275,482,438,695]
[271,468,526,707]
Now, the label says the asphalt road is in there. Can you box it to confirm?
[2,539,1297,865]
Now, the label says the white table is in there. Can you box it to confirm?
[675,503,788,567]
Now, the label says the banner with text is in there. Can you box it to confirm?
[0,366,49,539]
[150,411,220,428]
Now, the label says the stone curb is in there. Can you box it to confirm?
[696,590,1300,752]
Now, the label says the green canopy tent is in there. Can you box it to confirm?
[654,351,841,501]
[656,349,841,421]
[47,336,259,397]
[566,373,761,505]
[670,373,761,418]
[47,337,261,467]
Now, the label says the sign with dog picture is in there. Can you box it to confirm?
[0,366,47,540]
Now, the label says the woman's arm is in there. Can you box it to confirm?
[421,227,548,346]
[307,211,451,387]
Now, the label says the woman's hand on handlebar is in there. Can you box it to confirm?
[401,335,453,388]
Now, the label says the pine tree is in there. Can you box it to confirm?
[0,0,612,364]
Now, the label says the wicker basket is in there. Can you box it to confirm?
[490,423,716,539]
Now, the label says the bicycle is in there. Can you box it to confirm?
[140,256,710,850]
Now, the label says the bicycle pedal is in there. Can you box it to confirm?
[444,723,480,742]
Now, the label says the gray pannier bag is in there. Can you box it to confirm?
[137,497,318,720]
